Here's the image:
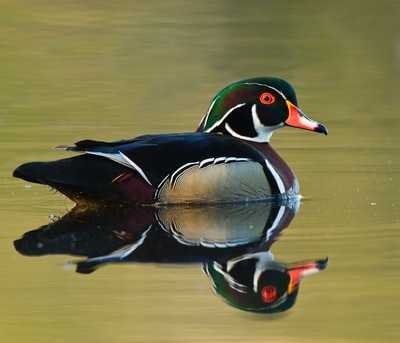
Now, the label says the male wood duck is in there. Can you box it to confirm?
[13,77,327,205]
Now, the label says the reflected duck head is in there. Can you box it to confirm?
[204,252,328,314]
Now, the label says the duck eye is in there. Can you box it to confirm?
[261,285,277,303]
[259,92,275,105]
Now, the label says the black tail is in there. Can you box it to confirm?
[13,154,130,196]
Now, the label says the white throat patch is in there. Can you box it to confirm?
[224,104,283,143]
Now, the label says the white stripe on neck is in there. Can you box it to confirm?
[224,104,283,143]
[204,103,246,133]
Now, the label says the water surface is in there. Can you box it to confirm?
[1,1,399,342]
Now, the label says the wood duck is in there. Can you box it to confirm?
[14,201,328,314]
[13,77,327,205]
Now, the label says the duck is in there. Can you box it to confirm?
[13,77,327,205]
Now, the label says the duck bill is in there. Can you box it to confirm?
[285,101,328,135]
[287,258,328,294]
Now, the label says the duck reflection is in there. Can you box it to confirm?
[14,199,327,314]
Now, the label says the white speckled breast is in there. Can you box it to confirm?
[156,161,272,204]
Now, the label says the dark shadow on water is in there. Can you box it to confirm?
[13,198,328,314]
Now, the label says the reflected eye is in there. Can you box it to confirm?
[261,285,277,303]
[259,92,275,105]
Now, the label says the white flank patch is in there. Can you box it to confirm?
[263,157,285,194]
[86,150,152,186]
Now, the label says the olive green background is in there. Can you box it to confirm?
[1,1,399,342]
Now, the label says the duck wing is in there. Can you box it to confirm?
[13,133,268,204]
[57,133,268,187]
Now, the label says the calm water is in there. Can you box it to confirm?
[1,0,399,342]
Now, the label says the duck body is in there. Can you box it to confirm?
[13,77,327,205]
[14,133,297,205]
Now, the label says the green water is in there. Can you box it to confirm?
[1,0,399,342]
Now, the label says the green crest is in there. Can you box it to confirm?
[200,77,298,132]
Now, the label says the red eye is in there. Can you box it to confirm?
[261,285,277,303]
[259,92,275,105]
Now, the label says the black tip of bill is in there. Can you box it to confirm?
[315,123,328,135]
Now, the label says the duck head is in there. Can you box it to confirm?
[197,77,328,142]
[204,253,328,313]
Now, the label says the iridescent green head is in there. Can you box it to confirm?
[197,77,327,142]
